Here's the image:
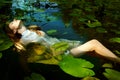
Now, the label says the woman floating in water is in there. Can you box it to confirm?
[4,19,120,63]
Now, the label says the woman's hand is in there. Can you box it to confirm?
[15,42,26,52]
[36,30,45,36]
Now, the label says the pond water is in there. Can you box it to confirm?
[1,0,119,80]
[12,0,87,43]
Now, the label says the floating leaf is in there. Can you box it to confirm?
[85,7,92,12]
[46,29,57,35]
[109,37,120,43]
[86,20,102,28]
[0,39,4,44]
[82,76,100,80]
[102,63,113,68]
[96,28,107,33]
[0,39,13,51]
[111,30,120,34]
[0,53,2,59]
[36,57,59,65]
[103,69,120,80]
[79,18,87,22]
[114,50,120,55]
[51,41,69,55]
[24,73,45,80]
[59,55,95,78]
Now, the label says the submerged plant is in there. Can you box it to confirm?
[25,42,95,78]
[0,33,13,59]
[24,73,45,80]
[109,37,120,43]
[103,68,120,80]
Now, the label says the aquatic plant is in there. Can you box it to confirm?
[50,0,120,35]
[109,37,120,43]
[103,68,120,80]
[0,33,13,59]
[24,72,45,80]
[59,55,95,78]
[0,0,120,80]
[26,42,95,78]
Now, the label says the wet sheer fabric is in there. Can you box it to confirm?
[20,29,82,64]
[20,29,81,49]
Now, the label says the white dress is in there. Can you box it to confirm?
[20,29,82,49]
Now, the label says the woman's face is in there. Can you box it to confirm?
[9,19,26,34]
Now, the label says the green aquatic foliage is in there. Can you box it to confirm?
[0,34,13,51]
[51,41,69,56]
[36,55,62,65]
[0,53,2,59]
[59,55,95,78]
[109,37,120,43]
[82,76,100,80]
[96,28,107,33]
[102,63,113,68]
[26,43,62,65]
[46,29,57,35]
[0,34,13,59]
[0,0,11,9]
[24,73,45,80]
[85,20,102,28]
[111,30,120,34]
[36,41,69,64]
[103,69,120,80]
[114,50,120,55]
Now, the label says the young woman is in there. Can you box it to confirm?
[4,19,120,63]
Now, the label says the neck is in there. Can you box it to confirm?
[18,25,27,34]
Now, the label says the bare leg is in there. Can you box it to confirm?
[70,39,120,63]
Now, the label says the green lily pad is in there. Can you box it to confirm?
[86,20,102,28]
[114,50,120,55]
[0,39,13,51]
[24,73,45,80]
[102,63,113,68]
[82,76,100,80]
[103,69,120,80]
[0,39,4,44]
[0,53,2,59]
[109,37,120,43]
[59,55,95,78]
[51,41,69,55]
[96,28,107,33]
[46,29,57,35]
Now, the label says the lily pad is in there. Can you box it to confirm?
[102,63,113,68]
[46,29,57,35]
[0,40,13,51]
[0,53,2,59]
[24,73,45,80]
[96,28,107,33]
[109,37,120,43]
[0,39,4,44]
[59,55,95,78]
[82,76,100,80]
[86,20,102,28]
[103,69,120,80]
[51,41,69,55]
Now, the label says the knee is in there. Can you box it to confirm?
[90,39,99,43]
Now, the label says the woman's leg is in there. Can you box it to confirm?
[70,39,120,63]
